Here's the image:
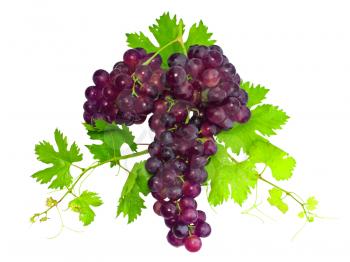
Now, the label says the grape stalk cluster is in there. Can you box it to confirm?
[83,45,250,252]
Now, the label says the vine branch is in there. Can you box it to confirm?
[30,150,148,223]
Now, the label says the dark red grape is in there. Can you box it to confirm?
[184,235,202,252]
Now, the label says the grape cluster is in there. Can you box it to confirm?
[83,45,250,252]
[83,49,164,125]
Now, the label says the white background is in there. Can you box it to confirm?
[0,0,349,261]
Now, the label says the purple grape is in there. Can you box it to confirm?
[153,201,162,216]
[195,222,211,237]
[160,202,177,219]
[197,210,206,222]
[166,66,187,87]
[185,58,204,78]
[182,181,201,198]
[167,231,184,247]
[203,50,223,68]
[179,197,197,210]
[123,49,141,69]
[168,53,188,68]
[172,223,189,238]
[135,65,152,83]
[201,68,221,88]
[93,69,109,87]
[184,235,202,252]
[114,73,133,90]
[146,157,162,174]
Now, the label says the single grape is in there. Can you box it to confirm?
[93,69,109,87]
[160,202,177,219]
[83,101,98,114]
[182,181,201,198]
[203,50,223,68]
[123,49,141,69]
[153,201,162,216]
[201,68,221,88]
[134,95,153,114]
[206,106,226,125]
[185,58,204,79]
[164,217,177,228]
[168,53,188,68]
[203,139,217,156]
[148,175,163,193]
[167,231,184,247]
[197,210,206,222]
[179,197,197,210]
[166,66,187,87]
[172,223,189,238]
[135,65,152,83]
[184,235,202,252]
[114,73,133,90]
[159,131,174,145]
[146,157,162,174]
[194,222,211,237]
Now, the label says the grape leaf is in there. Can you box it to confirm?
[126,12,215,67]
[240,82,269,108]
[206,145,258,206]
[32,129,83,189]
[126,32,157,53]
[267,188,288,213]
[69,191,103,226]
[117,161,151,223]
[185,21,215,49]
[84,120,137,166]
[249,141,296,180]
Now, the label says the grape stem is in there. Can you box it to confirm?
[31,150,148,222]
[143,35,187,66]
[228,155,312,222]
[258,175,311,222]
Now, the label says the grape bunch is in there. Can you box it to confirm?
[83,49,165,125]
[83,45,250,252]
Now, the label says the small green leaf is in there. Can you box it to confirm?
[117,161,151,223]
[267,188,288,213]
[32,129,83,189]
[69,191,103,226]
[185,20,215,49]
[298,211,305,218]
[306,196,318,211]
[249,141,296,181]
[84,120,137,166]
[206,145,258,206]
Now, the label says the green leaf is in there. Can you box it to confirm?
[306,196,318,211]
[84,120,137,166]
[249,141,296,180]
[117,161,151,223]
[32,129,83,189]
[148,13,185,67]
[240,82,269,108]
[206,145,258,206]
[267,188,288,213]
[69,191,103,226]
[126,32,157,53]
[185,20,215,49]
